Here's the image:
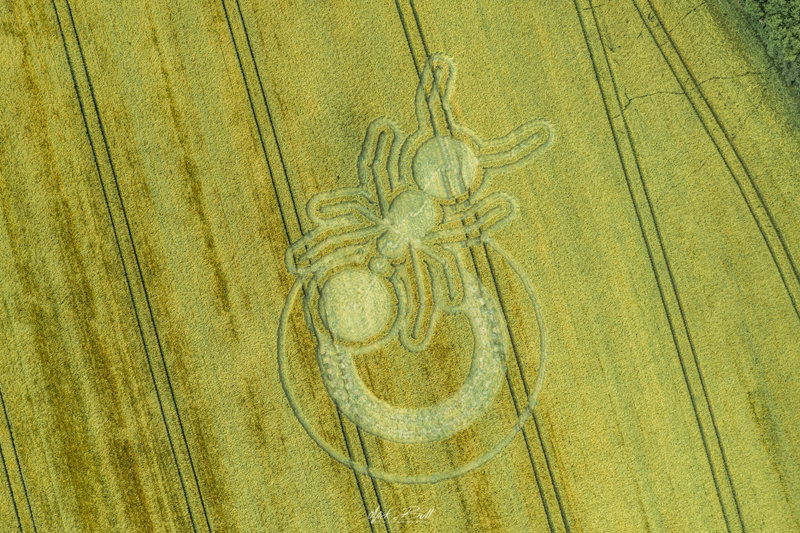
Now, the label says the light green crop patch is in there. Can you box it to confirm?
[740,0,800,88]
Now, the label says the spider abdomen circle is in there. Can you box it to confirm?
[318,267,392,343]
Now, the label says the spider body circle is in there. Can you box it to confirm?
[318,267,393,344]
[412,135,478,199]
[376,190,440,260]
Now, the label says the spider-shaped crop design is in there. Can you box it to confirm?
[279,53,553,483]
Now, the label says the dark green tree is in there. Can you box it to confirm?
[741,0,800,88]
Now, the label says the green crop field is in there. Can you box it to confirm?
[1,0,799,531]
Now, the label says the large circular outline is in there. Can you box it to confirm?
[277,239,548,484]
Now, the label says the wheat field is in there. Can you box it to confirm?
[1,0,799,531]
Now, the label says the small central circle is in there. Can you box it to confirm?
[412,136,478,199]
[319,268,392,343]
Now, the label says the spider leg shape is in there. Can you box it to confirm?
[285,117,405,277]
[285,213,384,276]
[426,192,518,247]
